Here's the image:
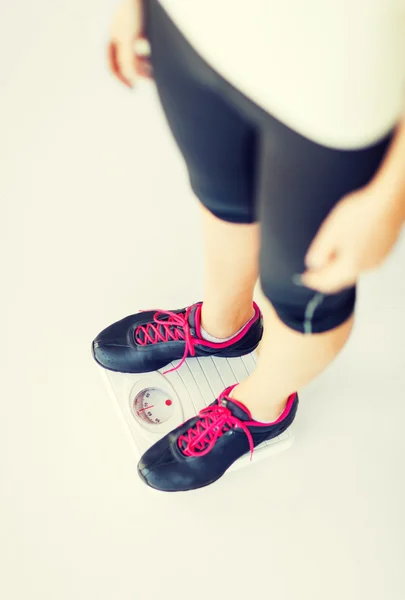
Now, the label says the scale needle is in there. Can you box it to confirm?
[137,405,155,414]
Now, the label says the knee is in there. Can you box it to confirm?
[260,273,356,334]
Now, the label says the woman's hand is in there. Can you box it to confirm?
[301,185,404,293]
[107,0,152,89]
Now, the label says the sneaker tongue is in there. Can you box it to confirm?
[187,303,200,331]
[220,392,253,422]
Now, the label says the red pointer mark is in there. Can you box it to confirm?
[137,405,155,414]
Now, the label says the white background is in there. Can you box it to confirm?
[1,2,404,599]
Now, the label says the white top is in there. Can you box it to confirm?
[158,0,405,149]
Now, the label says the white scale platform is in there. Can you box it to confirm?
[100,352,294,472]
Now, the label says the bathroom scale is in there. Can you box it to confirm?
[99,352,294,471]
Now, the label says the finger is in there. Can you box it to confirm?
[135,56,153,79]
[134,37,153,79]
[107,42,133,88]
[301,262,357,294]
[305,221,340,270]
[134,37,151,58]
[118,39,139,86]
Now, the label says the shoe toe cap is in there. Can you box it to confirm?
[92,338,128,370]
[137,437,189,492]
[92,316,135,370]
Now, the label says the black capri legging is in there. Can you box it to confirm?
[144,0,393,334]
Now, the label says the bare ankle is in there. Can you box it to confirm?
[230,383,288,423]
[200,302,255,339]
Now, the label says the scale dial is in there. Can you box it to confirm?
[132,387,174,425]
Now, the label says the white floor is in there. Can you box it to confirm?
[1,3,405,599]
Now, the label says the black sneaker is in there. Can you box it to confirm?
[137,385,299,492]
[92,302,263,374]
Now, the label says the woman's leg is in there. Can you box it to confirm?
[200,205,258,339]
[146,2,262,339]
[199,202,353,423]
[199,205,353,423]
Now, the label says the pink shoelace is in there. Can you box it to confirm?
[134,306,196,374]
[178,392,255,460]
